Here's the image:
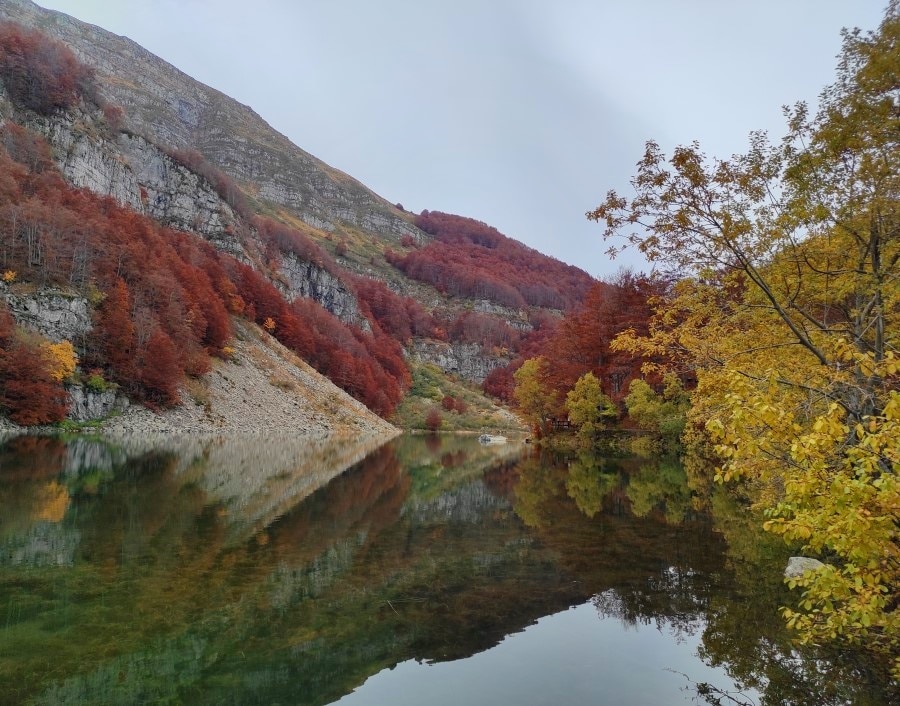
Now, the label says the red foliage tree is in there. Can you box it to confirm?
[253,216,340,275]
[425,407,442,432]
[134,325,182,408]
[539,271,664,407]
[0,22,98,114]
[0,116,412,417]
[92,277,135,381]
[483,364,518,403]
[441,395,467,414]
[0,122,53,172]
[353,276,441,343]
[448,311,521,350]
[233,264,410,416]
[480,310,560,403]
[388,210,594,310]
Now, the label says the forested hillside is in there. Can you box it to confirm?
[0,23,406,420]
[0,10,648,430]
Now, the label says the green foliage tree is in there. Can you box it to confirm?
[565,372,617,444]
[624,374,689,445]
[590,4,900,676]
[625,459,692,524]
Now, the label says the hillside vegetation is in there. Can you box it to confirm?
[0,14,603,428]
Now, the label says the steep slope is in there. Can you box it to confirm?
[101,318,399,438]
[0,0,595,307]
[0,0,419,245]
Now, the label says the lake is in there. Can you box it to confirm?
[0,434,893,705]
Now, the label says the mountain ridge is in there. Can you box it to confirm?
[0,0,420,244]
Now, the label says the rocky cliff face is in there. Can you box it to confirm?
[66,384,127,421]
[0,282,92,343]
[31,108,250,259]
[0,78,251,260]
[277,254,365,328]
[0,0,536,401]
[0,0,420,246]
[0,283,131,421]
[410,340,511,383]
[0,83,364,325]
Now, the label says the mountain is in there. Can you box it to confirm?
[0,0,418,246]
[0,0,594,429]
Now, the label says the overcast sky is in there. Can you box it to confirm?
[36,1,887,278]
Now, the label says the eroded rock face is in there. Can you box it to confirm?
[277,254,364,326]
[10,102,364,324]
[19,107,249,262]
[66,384,128,421]
[471,299,533,330]
[0,284,92,343]
[410,340,511,383]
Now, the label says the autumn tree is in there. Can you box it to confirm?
[387,210,593,310]
[513,357,558,433]
[541,272,661,405]
[590,4,899,675]
[624,374,689,446]
[0,304,68,424]
[41,339,77,382]
[565,453,618,518]
[425,406,443,432]
[565,372,617,445]
[0,22,99,114]
[92,277,135,382]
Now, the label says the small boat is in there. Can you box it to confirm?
[478,433,507,445]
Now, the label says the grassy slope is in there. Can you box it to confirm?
[391,361,525,433]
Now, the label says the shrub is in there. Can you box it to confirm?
[425,406,442,432]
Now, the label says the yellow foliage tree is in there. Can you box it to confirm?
[591,5,899,675]
[41,339,77,383]
[513,357,558,432]
[565,371,616,445]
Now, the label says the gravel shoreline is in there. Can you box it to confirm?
[2,320,399,442]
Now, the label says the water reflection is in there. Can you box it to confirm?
[0,435,893,705]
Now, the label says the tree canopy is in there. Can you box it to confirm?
[590,3,899,677]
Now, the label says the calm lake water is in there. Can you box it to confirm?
[0,434,893,705]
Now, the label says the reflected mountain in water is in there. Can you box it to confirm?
[1,432,402,552]
[0,435,893,706]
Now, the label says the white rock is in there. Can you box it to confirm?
[785,556,826,579]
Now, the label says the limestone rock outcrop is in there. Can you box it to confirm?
[0,283,92,343]
[66,384,127,422]
[277,254,365,327]
[410,340,511,383]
